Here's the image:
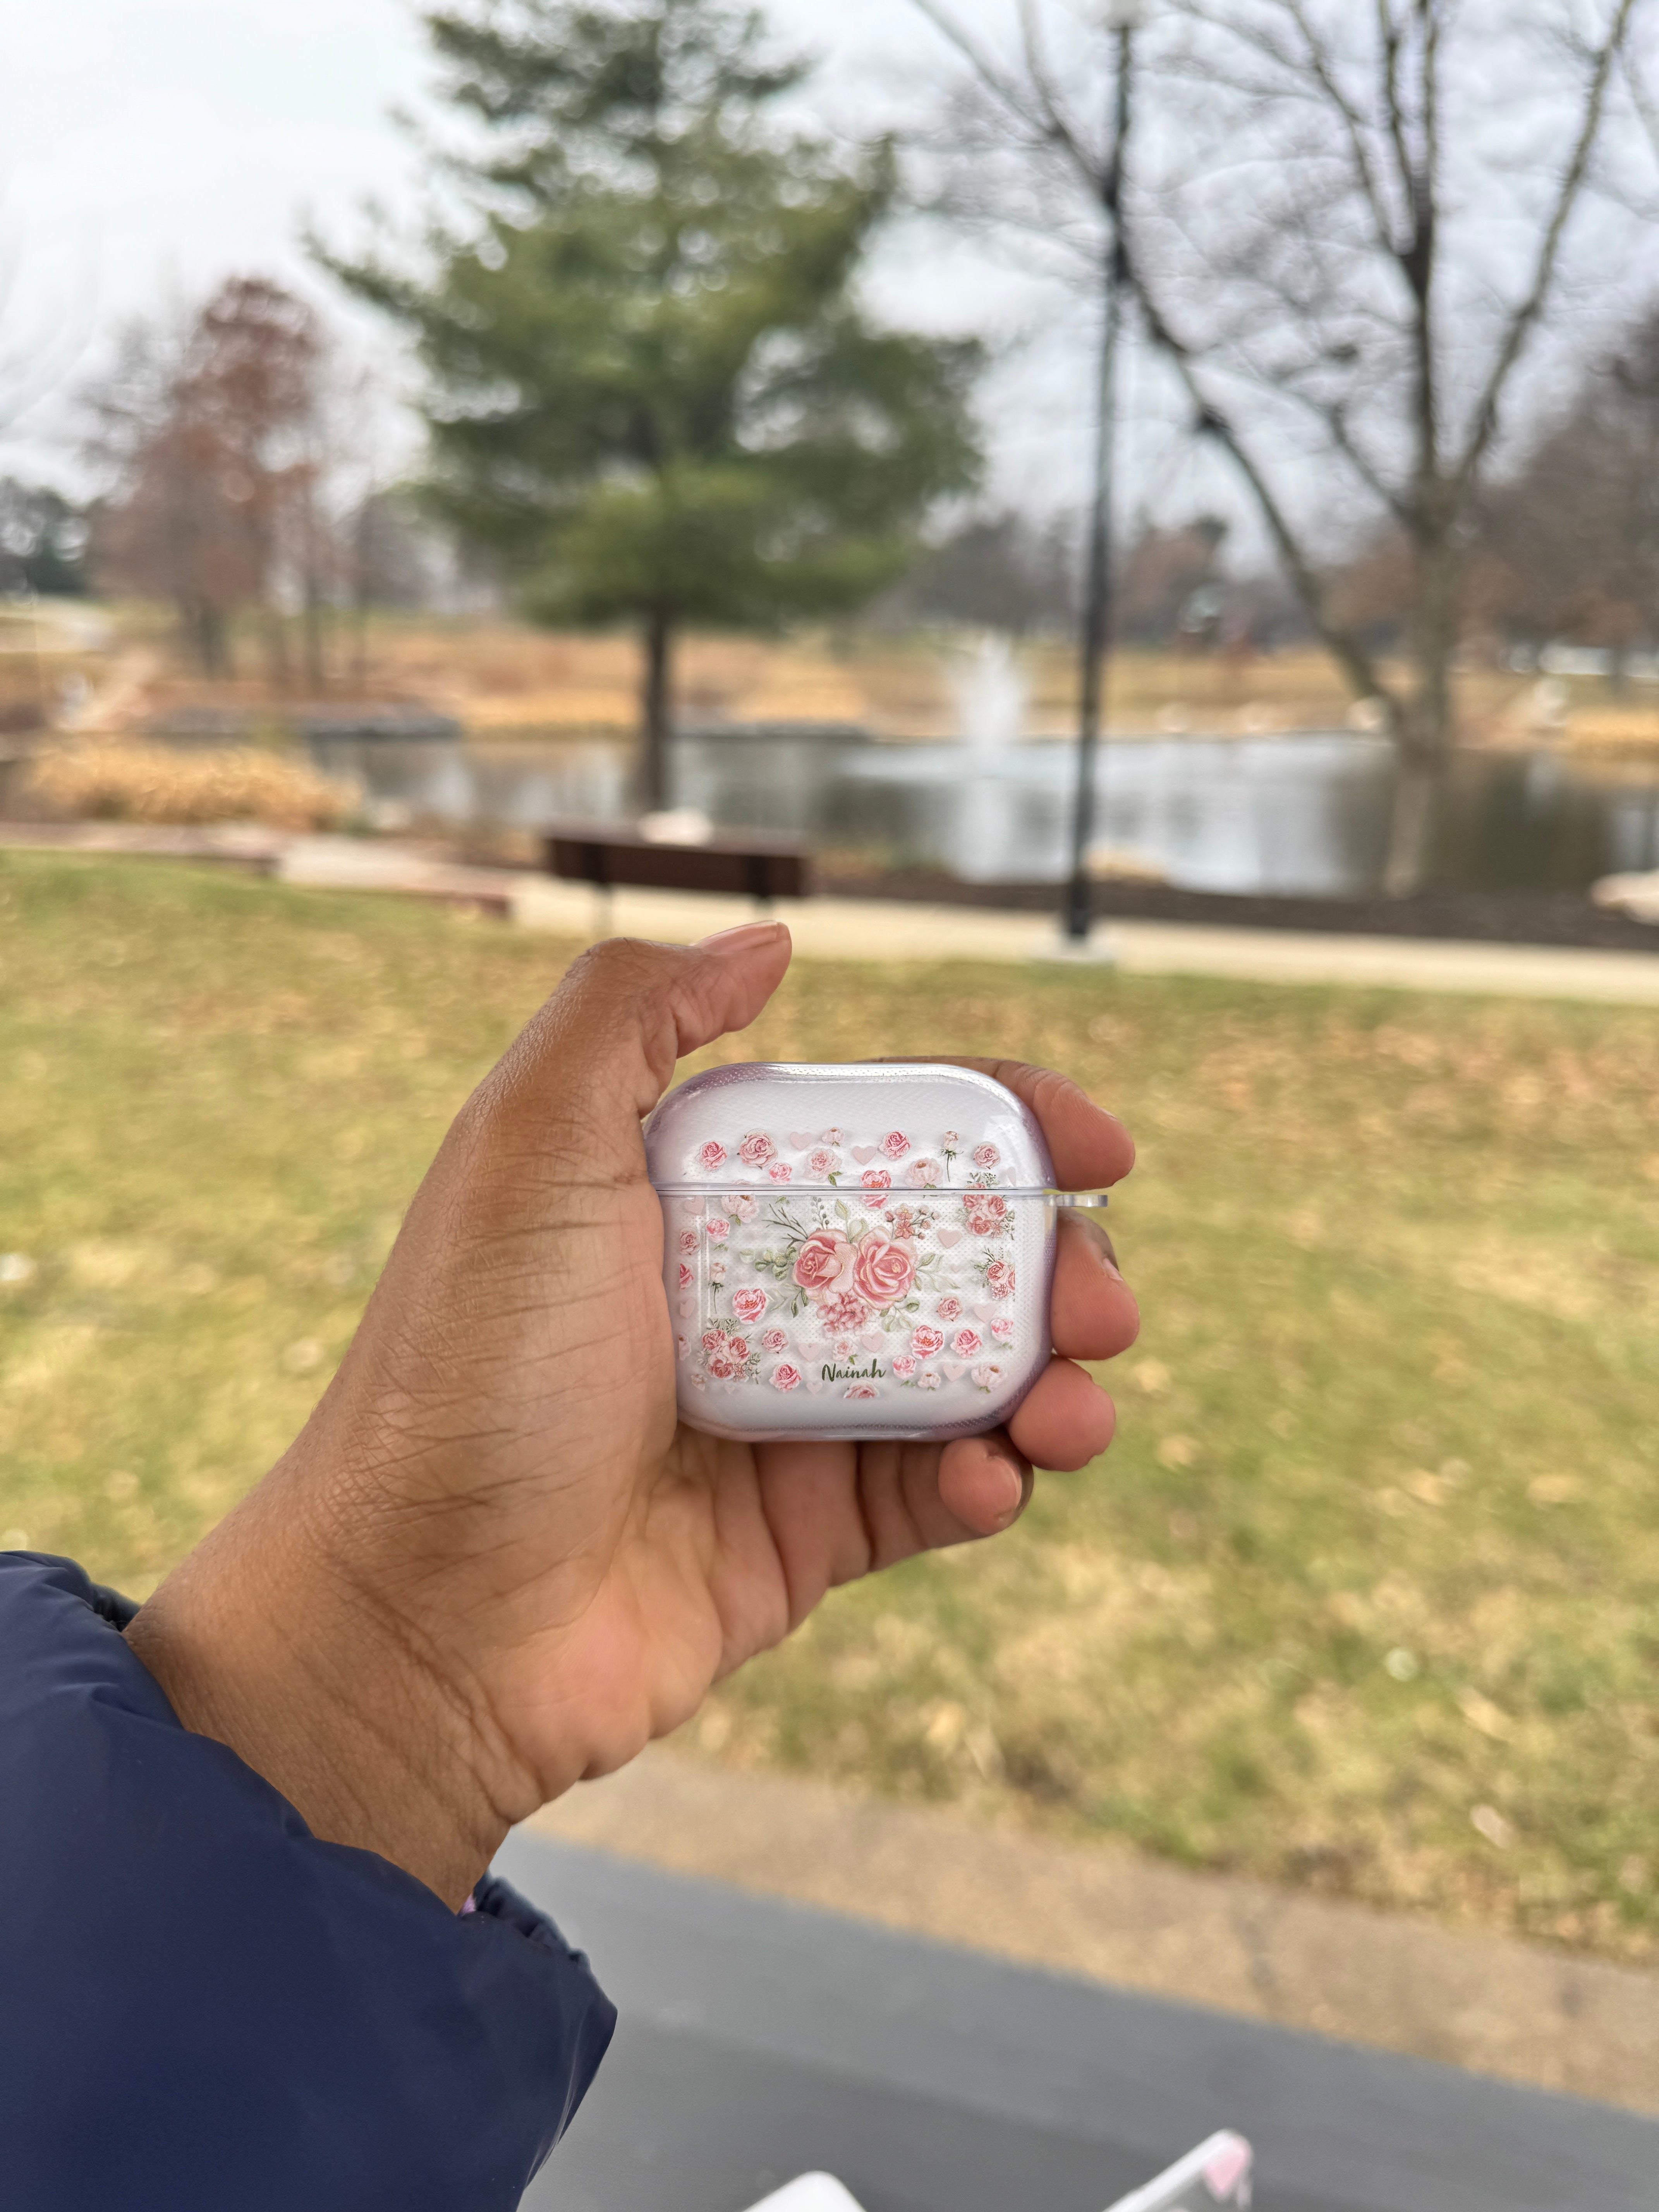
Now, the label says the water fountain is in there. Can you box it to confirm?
[949,634,1029,882]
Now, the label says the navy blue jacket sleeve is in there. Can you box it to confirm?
[0,1553,615,2212]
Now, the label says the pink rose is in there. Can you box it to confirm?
[709,1261,726,1281]
[917,1370,942,1392]
[726,1336,749,1362]
[965,1193,1008,1237]
[851,1231,917,1309]
[701,1327,728,1353]
[941,1129,961,1149]
[706,1216,730,1242]
[771,1363,804,1392]
[697,1140,728,1173]
[971,1362,1004,1391]
[730,1192,758,1222]
[861,1167,891,1191]
[819,1288,871,1338]
[910,1324,945,1358]
[905,1157,942,1188]
[991,1316,1015,1343]
[678,1263,694,1291]
[891,1354,918,1380]
[822,1126,844,1145]
[760,1326,788,1353]
[935,1295,963,1324]
[985,1259,1016,1298]
[793,1228,852,1296]
[881,1130,910,1159]
[952,1327,984,1359]
[768,1160,793,1182]
[807,1147,841,1179]
[732,1286,769,1324]
[972,1143,1000,1170]
[678,1229,698,1254]
[708,1345,744,1379]
[843,1382,880,1400]
[738,1131,776,1167]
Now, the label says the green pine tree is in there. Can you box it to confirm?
[325,0,984,806]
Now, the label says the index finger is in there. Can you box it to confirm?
[880,1058,1133,1190]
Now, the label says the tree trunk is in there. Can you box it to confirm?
[639,606,674,815]
[1382,536,1460,896]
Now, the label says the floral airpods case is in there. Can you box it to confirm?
[645,1063,1075,1443]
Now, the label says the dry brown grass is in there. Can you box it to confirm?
[29,741,357,832]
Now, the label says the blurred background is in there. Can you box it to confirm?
[2,1,1659,2163]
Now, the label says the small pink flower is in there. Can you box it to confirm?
[760,1326,788,1354]
[991,1316,1015,1343]
[726,1336,749,1363]
[708,1348,743,1380]
[678,1229,698,1255]
[936,1295,963,1324]
[843,1382,880,1400]
[952,1327,984,1359]
[941,1129,961,1149]
[701,1327,728,1353]
[910,1324,946,1358]
[794,1228,852,1296]
[891,1354,918,1380]
[732,1286,769,1324]
[738,1131,776,1167]
[706,1216,731,1242]
[678,1263,694,1291]
[965,1194,1008,1237]
[821,1127,844,1145]
[905,1157,942,1188]
[971,1362,1004,1391]
[709,1261,727,1282]
[972,1143,1000,1170]
[861,1167,892,1191]
[881,1130,911,1159]
[807,1147,841,1179]
[850,1230,917,1309]
[768,1160,793,1182]
[771,1363,804,1392]
[985,1259,1016,1298]
[819,1288,872,1338]
[730,1192,758,1223]
[917,1370,942,1392]
[697,1140,728,1173]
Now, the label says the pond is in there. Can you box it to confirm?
[304,725,1659,898]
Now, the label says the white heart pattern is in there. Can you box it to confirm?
[678,1298,696,1319]
[850,1145,878,1165]
[974,1302,999,1322]
[788,1132,817,1152]
[941,1361,968,1382]
[859,1330,885,1354]
[806,1380,827,1396]
[936,1228,963,1249]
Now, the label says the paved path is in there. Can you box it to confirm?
[8,824,1659,1002]
[528,1747,1659,2116]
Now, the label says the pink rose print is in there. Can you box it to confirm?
[709,1261,726,1282]
[706,1216,731,1242]
[971,1363,1004,1391]
[708,1329,749,1379]
[678,1229,698,1254]
[889,1205,918,1240]
[991,1316,1015,1343]
[861,1167,892,1191]
[850,1231,917,1309]
[793,1228,852,1297]
[905,1157,942,1188]
[771,1363,804,1393]
[760,1326,789,1354]
[678,1263,694,1291]
[738,1131,776,1167]
[985,1259,1016,1298]
[965,1194,1008,1237]
[843,1382,880,1400]
[819,1288,871,1339]
[730,1192,759,1223]
[910,1324,946,1358]
[941,1129,961,1149]
[972,1143,1000,1170]
[891,1354,918,1380]
[917,1370,942,1392]
[881,1130,911,1160]
[768,1160,793,1182]
[935,1295,963,1324]
[806,1147,842,1179]
[822,1127,844,1146]
[697,1140,728,1173]
[951,1327,984,1359]
[731,1286,769,1325]
[701,1328,726,1353]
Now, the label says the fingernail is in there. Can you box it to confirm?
[1071,1212,1123,1280]
[696,921,789,957]
[992,1456,1025,1526]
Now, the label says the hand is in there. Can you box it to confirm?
[129,926,1139,1905]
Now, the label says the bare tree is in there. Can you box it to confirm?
[910,0,1649,890]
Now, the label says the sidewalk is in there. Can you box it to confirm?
[529,1745,1659,2116]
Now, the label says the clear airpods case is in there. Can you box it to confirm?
[646,1063,1076,1443]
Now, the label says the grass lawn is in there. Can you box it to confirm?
[2,851,1656,1964]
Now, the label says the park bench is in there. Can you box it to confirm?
[544,819,811,915]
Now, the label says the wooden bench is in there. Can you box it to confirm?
[544,822,811,915]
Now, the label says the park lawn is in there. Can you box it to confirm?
[1,852,1656,1964]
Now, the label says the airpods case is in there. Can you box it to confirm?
[646,1063,1087,1443]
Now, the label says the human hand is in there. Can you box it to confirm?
[129,926,1138,1904]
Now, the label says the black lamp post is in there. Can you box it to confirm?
[1063,2,1144,946]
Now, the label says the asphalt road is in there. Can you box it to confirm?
[502,1832,1659,2212]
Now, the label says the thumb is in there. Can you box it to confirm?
[476,923,793,1171]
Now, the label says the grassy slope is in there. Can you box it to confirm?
[1,852,1655,1961]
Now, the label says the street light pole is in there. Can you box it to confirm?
[1063,9,1139,946]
